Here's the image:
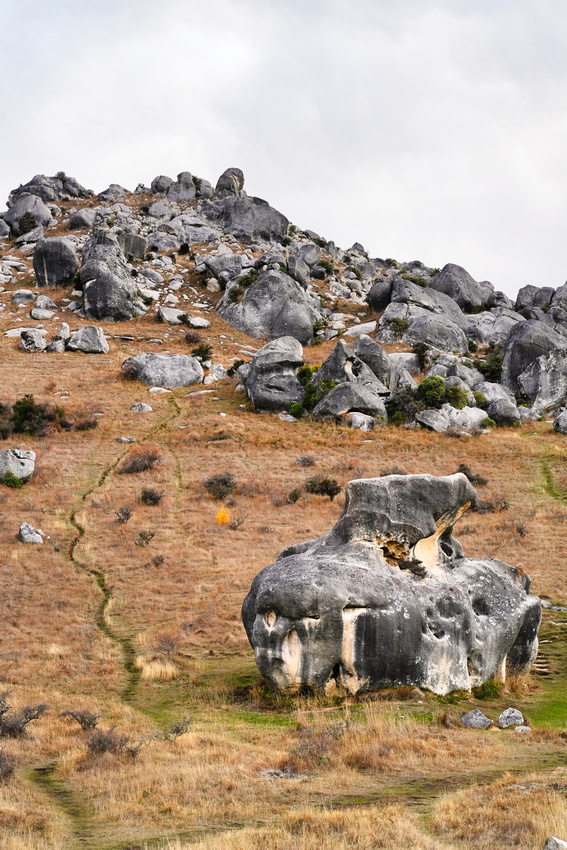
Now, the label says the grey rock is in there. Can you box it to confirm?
[213,196,289,244]
[444,376,475,406]
[131,403,153,413]
[150,175,174,194]
[15,224,44,244]
[19,329,47,352]
[166,171,197,202]
[18,522,44,544]
[472,381,513,404]
[46,338,66,353]
[315,340,389,396]
[33,237,79,287]
[12,289,36,304]
[8,173,92,204]
[446,363,484,388]
[4,193,52,236]
[36,295,57,309]
[0,448,35,482]
[312,382,388,421]
[501,320,567,392]
[287,254,310,288]
[553,410,567,435]
[158,306,186,325]
[29,308,54,320]
[366,278,393,312]
[187,316,210,329]
[217,269,322,346]
[242,474,541,695]
[487,398,520,426]
[68,208,96,229]
[344,320,377,338]
[389,352,421,377]
[352,334,392,386]
[465,311,522,347]
[391,278,468,329]
[215,167,245,198]
[543,838,567,849]
[460,709,492,729]
[67,325,109,354]
[147,200,174,219]
[97,183,127,203]
[240,337,304,412]
[6,327,47,338]
[416,404,487,433]
[405,314,469,354]
[429,263,493,312]
[497,707,524,728]
[393,368,418,393]
[515,284,555,315]
[517,350,567,412]
[203,253,244,281]
[117,231,148,260]
[0,219,9,239]
[347,412,375,431]
[121,353,204,387]
[415,408,452,433]
[81,230,140,321]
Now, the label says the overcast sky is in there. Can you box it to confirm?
[1,0,566,299]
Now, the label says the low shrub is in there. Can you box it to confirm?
[227,358,245,377]
[0,750,15,782]
[472,679,503,700]
[0,693,47,738]
[118,446,162,474]
[305,476,341,501]
[380,466,407,476]
[203,472,236,500]
[191,343,212,361]
[289,402,304,418]
[386,390,422,424]
[184,330,202,345]
[303,378,337,412]
[474,354,503,383]
[287,486,303,504]
[473,496,509,514]
[296,455,316,467]
[11,394,49,436]
[389,317,409,337]
[74,416,98,431]
[115,505,133,524]
[317,258,334,276]
[444,385,468,410]
[60,710,99,730]
[87,727,142,759]
[415,376,445,408]
[2,471,23,489]
[481,417,496,428]
[456,463,488,486]
[473,391,488,410]
[140,487,164,506]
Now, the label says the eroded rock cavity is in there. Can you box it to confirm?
[242,474,541,696]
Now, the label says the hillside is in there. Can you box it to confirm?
[0,168,567,849]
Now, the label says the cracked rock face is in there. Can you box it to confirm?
[242,474,541,696]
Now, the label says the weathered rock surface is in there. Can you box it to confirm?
[517,350,567,412]
[429,263,493,312]
[33,237,79,287]
[487,398,520,427]
[217,269,322,346]
[312,382,388,422]
[8,173,92,204]
[4,193,52,236]
[121,353,203,387]
[460,709,492,729]
[0,449,36,482]
[242,474,541,695]
[501,320,567,392]
[352,334,392,386]
[415,405,487,433]
[215,167,245,198]
[544,838,567,850]
[405,314,469,354]
[314,340,389,397]
[81,231,141,321]
[497,707,524,727]
[66,326,110,354]
[213,196,289,244]
[19,329,47,352]
[553,410,567,435]
[19,522,44,544]
[239,337,304,412]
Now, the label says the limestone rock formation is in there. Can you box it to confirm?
[242,474,541,695]
[81,230,143,322]
[121,353,204,387]
[33,237,79,287]
[0,449,36,482]
[238,337,304,412]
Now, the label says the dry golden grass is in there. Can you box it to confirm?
[1,192,567,847]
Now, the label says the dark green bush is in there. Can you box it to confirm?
[317,259,334,276]
[287,487,302,504]
[472,680,503,700]
[302,379,337,412]
[17,212,37,236]
[481,417,496,428]
[386,391,422,424]
[11,394,48,436]
[191,343,212,360]
[389,317,409,337]
[474,355,503,383]
[178,242,190,255]
[203,472,236,500]
[289,402,304,418]
[473,391,488,410]
[305,476,341,501]
[2,471,22,489]
[140,487,164,506]
[444,385,468,410]
[227,359,245,377]
[236,269,259,288]
[415,376,445,408]
[228,284,245,302]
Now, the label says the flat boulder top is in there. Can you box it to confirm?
[121,352,204,388]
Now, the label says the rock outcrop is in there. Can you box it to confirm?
[238,337,304,412]
[0,449,36,482]
[121,353,204,387]
[242,474,541,695]
[81,230,143,321]
[32,237,79,287]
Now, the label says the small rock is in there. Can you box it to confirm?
[19,329,47,352]
[279,413,298,422]
[343,320,377,338]
[115,437,136,443]
[148,387,172,393]
[12,289,35,304]
[19,522,44,544]
[543,839,567,850]
[187,316,211,329]
[498,708,524,728]
[66,326,110,354]
[347,412,375,431]
[460,709,492,729]
[0,449,36,482]
[30,308,54,320]
[130,403,153,413]
[515,725,532,733]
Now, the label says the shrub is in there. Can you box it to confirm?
[118,446,162,474]
[389,317,409,336]
[87,727,142,759]
[184,330,202,345]
[473,391,488,410]
[305,476,342,501]
[312,319,326,334]
[60,710,99,730]
[473,496,509,514]
[0,403,13,440]
[289,402,304,418]
[472,679,503,700]
[317,258,334,276]
[0,693,47,738]
[302,378,337,412]
[481,417,496,428]
[0,749,15,781]
[402,273,429,288]
[11,394,48,436]
[474,354,503,383]
[178,242,190,255]
[287,486,303,504]
[296,455,316,467]
[236,269,259,288]
[412,342,429,371]
[18,211,37,236]
[115,505,133,524]
[390,411,405,426]
[456,463,488,486]
[191,343,212,360]
[2,471,22,489]
[135,530,155,547]
[281,236,291,247]
[140,487,164,506]
[444,385,468,410]
[416,376,445,408]
[386,390,422,424]
[227,358,245,377]
[74,416,98,431]
[297,364,316,386]
[228,284,245,302]
[380,466,407,476]
[203,472,236,500]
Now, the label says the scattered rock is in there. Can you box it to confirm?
[553,410,567,435]
[460,709,493,729]
[18,522,44,544]
[501,320,567,392]
[66,326,110,354]
[32,237,79,287]
[487,398,520,427]
[543,838,567,850]
[19,329,47,352]
[347,412,375,430]
[4,193,52,236]
[0,449,36,482]
[429,263,493,312]
[497,708,524,728]
[130,403,153,413]
[121,353,204,387]
[12,289,35,305]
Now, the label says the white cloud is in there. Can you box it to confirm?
[2,0,567,297]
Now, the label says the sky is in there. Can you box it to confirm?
[1,0,567,299]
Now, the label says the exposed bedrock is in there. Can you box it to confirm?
[242,474,541,696]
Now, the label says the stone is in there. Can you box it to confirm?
[497,708,524,728]
[150,175,174,194]
[460,709,492,729]
[12,289,35,304]
[239,337,304,412]
[33,237,79,287]
[514,285,554,314]
[6,327,48,338]
[66,326,110,354]
[215,167,245,198]
[347,412,375,431]
[297,243,322,267]
[501,320,567,392]
[0,449,36,482]
[97,183,127,203]
[242,474,541,695]
[390,277,467,329]
[314,339,390,396]
[366,278,393,312]
[121,353,204,387]
[0,219,9,239]
[446,363,484,388]
[68,208,96,229]
[117,231,148,260]
[343,320,377,338]
[416,405,487,433]
[553,410,567,435]
[81,230,140,321]
[203,253,244,281]
[487,398,520,426]
[158,306,186,325]
[18,522,44,544]
[217,269,322,346]
[405,314,469,354]
[517,350,567,412]
[543,839,567,850]
[19,329,47,352]
[36,295,57,309]
[465,311,522,347]
[389,352,421,377]
[312,383,388,422]
[29,308,54,320]
[287,254,310,288]
[352,334,392,386]
[4,193,52,236]
[187,316,211,329]
[8,173,92,204]
[429,263,493,312]
[472,381,513,404]
[166,171,197,202]
[131,403,153,413]
[215,196,289,244]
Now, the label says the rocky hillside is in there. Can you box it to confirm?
[2,166,567,436]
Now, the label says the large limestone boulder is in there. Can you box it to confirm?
[405,314,469,354]
[215,167,245,198]
[242,474,541,695]
[0,449,36,482]
[390,277,467,329]
[33,237,79,287]
[66,326,109,354]
[81,230,142,322]
[121,353,203,387]
[428,263,493,312]
[4,193,52,236]
[215,196,289,244]
[217,269,322,346]
[517,350,567,412]
[314,339,389,397]
[8,173,92,204]
[165,171,197,201]
[501,320,567,392]
[352,334,392,386]
[312,382,388,422]
[238,337,304,412]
